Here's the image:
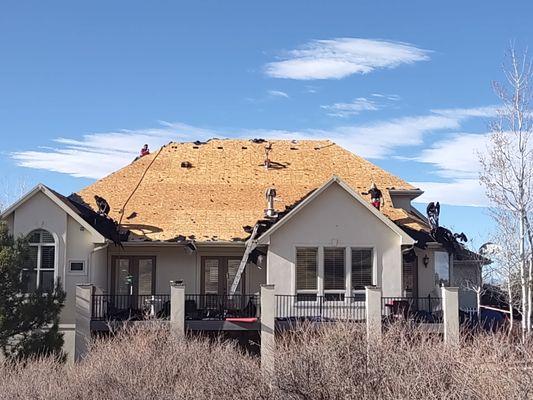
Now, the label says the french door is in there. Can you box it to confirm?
[111,256,156,296]
[402,258,418,298]
[201,256,244,295]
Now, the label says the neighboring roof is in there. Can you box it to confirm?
[1,184,107,243]
[257,176,415,245]
[74,139,422,242]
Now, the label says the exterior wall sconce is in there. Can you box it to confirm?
[423,254,430,268]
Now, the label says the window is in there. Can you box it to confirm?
[324,248,345,300]
[351,249,373,291]
[69,261,86,274]
[434,251,450,287]
[296,248,318,300]
[24,229,56,291]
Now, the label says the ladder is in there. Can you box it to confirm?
[229,224,259,297]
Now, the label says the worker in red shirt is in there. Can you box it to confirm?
[140,144,150,157]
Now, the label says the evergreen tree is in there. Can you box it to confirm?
[0,222,66,361]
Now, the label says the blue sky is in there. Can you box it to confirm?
[1,1,532,248]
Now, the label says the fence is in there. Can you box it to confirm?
[275,295,366,322]
[382,296,442,322]
[92,294,171,321]
[184,294,259,320]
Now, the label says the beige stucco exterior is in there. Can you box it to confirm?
[265,182,405,297]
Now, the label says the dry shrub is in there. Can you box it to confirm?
[1,322,533,399]
[273,322,533,399]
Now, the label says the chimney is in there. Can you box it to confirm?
[265,187,278,218]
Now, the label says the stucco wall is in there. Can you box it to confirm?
[266,183,404,297]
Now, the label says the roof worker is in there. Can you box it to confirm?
[364,183,383,211]
[140,144,150,157]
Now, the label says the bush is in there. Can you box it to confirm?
[1,323,532,399]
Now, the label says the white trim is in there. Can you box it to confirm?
[0,184,106,244]
[257,176,415,246]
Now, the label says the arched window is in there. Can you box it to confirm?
[23,229,56,291]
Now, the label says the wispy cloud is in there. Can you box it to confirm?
[265,38,431,80]
[11,105,496,209]
[321,93,401,117]
[267,90,289,99]
[11,123,219,179]
[321,98,379,117]
[430,105,500,119]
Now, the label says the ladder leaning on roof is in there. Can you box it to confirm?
[229,224,259,297]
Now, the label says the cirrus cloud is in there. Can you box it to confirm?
[265,38,431,80]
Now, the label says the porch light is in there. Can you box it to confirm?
[423,254,429,268]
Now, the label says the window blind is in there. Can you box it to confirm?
[324,248,345,290]
[351,249,372,290]
[296,248,318,291]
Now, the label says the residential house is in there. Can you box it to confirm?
[0,139,481,360]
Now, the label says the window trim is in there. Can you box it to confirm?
[68,260,87,276]
[293,244,376,303]
[24,229,58,291]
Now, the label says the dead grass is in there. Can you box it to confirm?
[1,323,533,399]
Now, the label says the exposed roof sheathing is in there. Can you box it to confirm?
[74,139,423,242]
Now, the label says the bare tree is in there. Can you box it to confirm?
[480,45,533,338]
[0,178,29,212]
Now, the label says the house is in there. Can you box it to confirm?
[0,139,482,360]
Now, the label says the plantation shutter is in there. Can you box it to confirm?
[324,248,345,290]
[351,249,373,290]
[296,248,318,291]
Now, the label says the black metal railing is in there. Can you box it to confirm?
[275,294,366,322]
[381,296,442,322]
[184,294,259,321]
[92,294,171,321]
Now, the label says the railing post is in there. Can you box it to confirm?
[365,286,382,344]
[442,286,460,346]
[75,284,95,362]
[261,284,276,373]
[170,283,185,338]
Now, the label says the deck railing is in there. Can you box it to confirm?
[92,294,171,321]
[275,294,366,322]
[184,294,259,321]
[381,296,442,322]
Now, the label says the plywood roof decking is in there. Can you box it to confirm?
[75,139,422,242]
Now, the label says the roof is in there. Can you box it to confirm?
[0,184,107,243]
[257,176,415,245]
[74,139,423,242]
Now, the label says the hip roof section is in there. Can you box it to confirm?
[74,139,419,242]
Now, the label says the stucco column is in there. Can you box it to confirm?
[261,284,276,373]
[74,284,94,361]
[170,283,185,338]
[365,286,382,344]
[442,286,460,346]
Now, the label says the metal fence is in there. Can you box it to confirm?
[184,294,259,321]
[92,294,171,321]
[275,295,366,322]
[381,296,442,322]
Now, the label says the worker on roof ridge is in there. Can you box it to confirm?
[140,144,150,157]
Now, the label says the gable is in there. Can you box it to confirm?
[258,178,415,246]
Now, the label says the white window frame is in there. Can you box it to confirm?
[25,229,58,290]
[293,244,376,304]
[68,260,87,276]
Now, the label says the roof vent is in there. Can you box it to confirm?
[181,161,193,169]
[264,143,273,169]
[265,187,278,218]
